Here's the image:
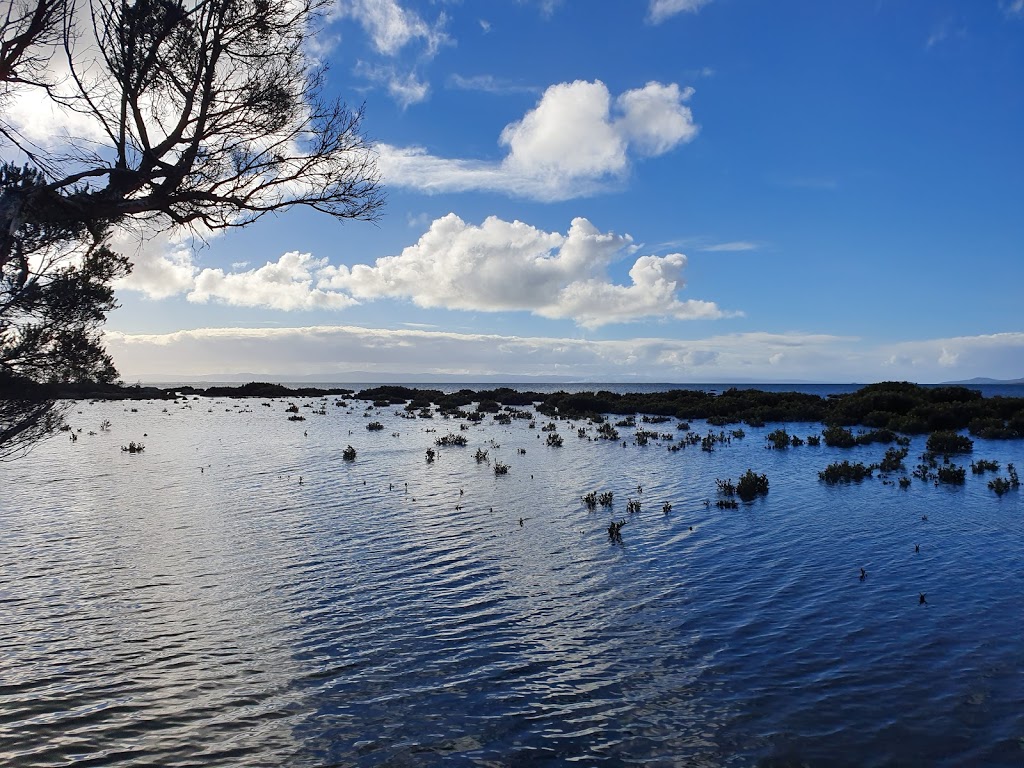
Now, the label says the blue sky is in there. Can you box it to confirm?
[93,1,1024,381]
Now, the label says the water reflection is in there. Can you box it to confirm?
[1,397,1022,766]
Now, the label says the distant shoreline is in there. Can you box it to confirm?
[9,380,1021,439]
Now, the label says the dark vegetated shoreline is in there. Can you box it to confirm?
[8,380,1024,439]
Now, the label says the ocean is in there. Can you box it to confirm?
[1,387,1022,766]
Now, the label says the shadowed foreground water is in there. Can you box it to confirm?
[1,396,1022,766]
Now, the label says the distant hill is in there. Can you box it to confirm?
[940,377,1024,385]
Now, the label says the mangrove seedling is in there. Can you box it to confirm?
[608,519,626,543]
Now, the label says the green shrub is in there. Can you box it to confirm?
[936,464,966,484]
[822,425,856,448]
[925,431,973,454]
[736,469,769,501]
[819,461,873,484]
[878,447,909,473]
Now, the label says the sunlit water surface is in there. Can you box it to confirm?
[1,395,1022,767]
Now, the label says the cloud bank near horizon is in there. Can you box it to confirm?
[104,326,1024,383]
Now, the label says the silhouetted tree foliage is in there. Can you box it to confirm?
[1,0,382,457]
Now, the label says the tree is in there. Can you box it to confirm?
[0,0,384,458]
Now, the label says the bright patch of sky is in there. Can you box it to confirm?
[28,0,1024,381]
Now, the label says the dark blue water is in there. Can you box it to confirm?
[1,394,1022,766]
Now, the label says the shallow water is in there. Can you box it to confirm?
[1,396,1022,766]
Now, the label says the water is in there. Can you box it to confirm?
[2,393,1023,766]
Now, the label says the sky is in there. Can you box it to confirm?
[14,0,1024,382]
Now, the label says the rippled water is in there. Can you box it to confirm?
[2,395,1022,766]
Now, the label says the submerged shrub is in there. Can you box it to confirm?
[822,425,856,448]
[342,445,356,461]
[546,433,564,447]
[736,469,769,501]
[493,461,510,476]
[819,461,873,484]
[936,464,966,485]
[766,429,791,450]
[878,447,909,473]
[970,459,999,474]
[989,477,1012,496]
[366,421,384,431]
[926,431,973,454]
[435,433,468,446]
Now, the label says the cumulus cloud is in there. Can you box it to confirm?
[318,214,730,327]
[115,213,729,327]
[648,0,713,24]
[111,228,199,299]
[378,80,699,200]
[189,252,358,311]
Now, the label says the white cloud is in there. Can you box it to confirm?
[447,74,539,95]
[648,0,713,25]
[116,213,731,327]
[111,228,199,299]
[334,0,449,56]
[700,241,758,252]
[104,326,1024,382]
[354,62,431,108]
[615,83,699,155]
[105,325,852,380]
[879,333,1024,379]
[189,252,359,311]
[1004,0,1024,18]
[378,80,699,200]
[319,214,730,327]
